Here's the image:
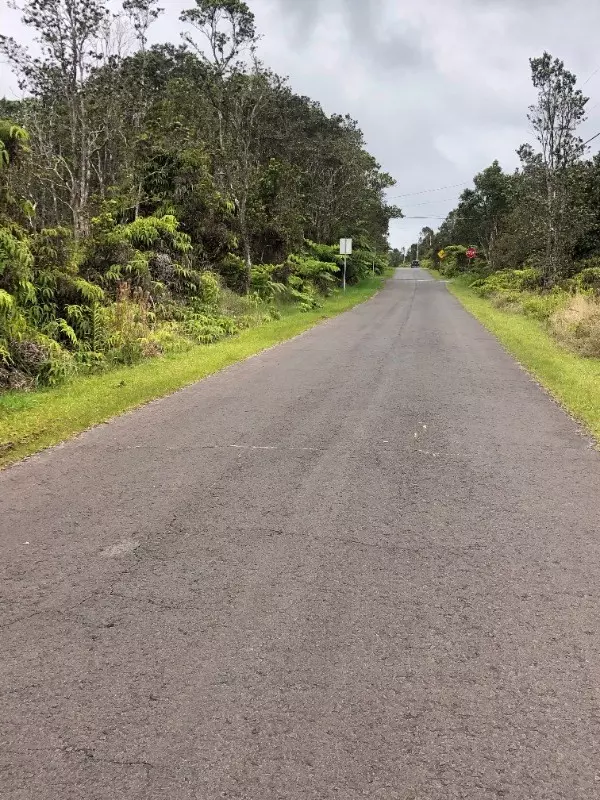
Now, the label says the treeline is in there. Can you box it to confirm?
[411,53,600,288]
[0,0,399,390]
[407,53,600,358]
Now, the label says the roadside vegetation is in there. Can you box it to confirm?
[0,0,398,397]
[0,274,385,467]
[450,280,600,440]
[401,52,600,437]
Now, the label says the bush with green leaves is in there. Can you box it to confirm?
[471,268,542,297]
[1,200,369,391]
[250,264,286,302]
[84,209,201,301]
[284,252,338,294]
[198,271,221,308]
[437,246,472,277]
[569,262,600,294]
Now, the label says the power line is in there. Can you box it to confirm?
[398,214,488,221]
[403,196,461,208]
[583,65,600,86]
[388,181,470,199]
[397,131,600,227]
[583,130,600,146]
[398,132,600,214]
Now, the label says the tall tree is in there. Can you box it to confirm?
[0,0,110,236]
[517,53,588,284]
[180,0,260,288]
[122,0,163,216]
[451,162,514,269]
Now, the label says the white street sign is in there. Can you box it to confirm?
[340,238,353,255]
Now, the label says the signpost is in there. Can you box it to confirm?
[438,249,446,261]
[340,238,353,291]
[466,247,477,262]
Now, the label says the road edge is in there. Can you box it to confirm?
[448,280,600,445]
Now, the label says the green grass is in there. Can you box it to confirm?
[0,275,386,468]
[450,280,600,441]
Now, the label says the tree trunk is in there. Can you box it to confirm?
[239,198,252,293]
[544,171,555,286]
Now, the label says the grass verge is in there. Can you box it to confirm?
[0,275,386,468]
[450,280,600,441]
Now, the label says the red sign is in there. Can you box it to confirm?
[466,247,477,260]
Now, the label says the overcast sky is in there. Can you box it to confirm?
[2,0,600,248]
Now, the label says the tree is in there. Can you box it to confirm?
[517,52,588,284]
[122,0,164,217]
[1,1,397,286]
[0,0,111,237]
[420,226,434,251]
[123,0,162,52]
[180,0,260,289]
[180,0,256,75]
[450,162,514,269]
[389,247,403,268]
[575,154,600,259]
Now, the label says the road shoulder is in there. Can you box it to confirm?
[449,279,600,442]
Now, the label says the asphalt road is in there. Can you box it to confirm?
[2,268,600,799]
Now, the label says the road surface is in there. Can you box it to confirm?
[2,268,600,799]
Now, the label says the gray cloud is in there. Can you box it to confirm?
[269,0,427,68]
[264,0,600,245]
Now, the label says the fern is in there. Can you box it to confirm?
[73,278,104,303]
[17,279,37,304]
[56,319,78,345]
[0,288,14,313]
[42,319,78,346]
[105,264,123,284]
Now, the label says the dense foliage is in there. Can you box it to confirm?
[0,0,398,390]
[412,53,600,357]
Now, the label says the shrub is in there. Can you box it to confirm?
[1,207,359,392]
[250,264,285,302]
[0,366,33,391]
[283,253,338,294]
[472,268,542,297]
[573,266,600,294]
[519,291,567,321]
[198,271,221,308]
[181,313,239,344]
[218,253,247,293]
[438,245,469,277]
[8,335,74,386]
[489,290,522,309]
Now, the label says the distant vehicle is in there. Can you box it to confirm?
[411,260,420,268]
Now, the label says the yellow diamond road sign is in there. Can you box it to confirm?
[438,249,446,260]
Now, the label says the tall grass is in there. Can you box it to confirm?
[549,294,600,357]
